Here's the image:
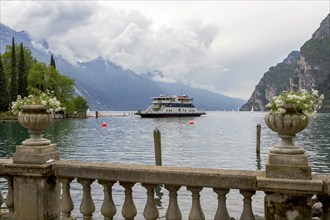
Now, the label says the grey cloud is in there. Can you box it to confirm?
[14,2,97,38]
[188,19,218,48]
[2,1,327,99]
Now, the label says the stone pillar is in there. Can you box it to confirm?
[4,163,60,220]
[264,114,311,180]
[262,114,320,220]
[264,193,313,220]
[8,105,60,219]
[13,143,59,164]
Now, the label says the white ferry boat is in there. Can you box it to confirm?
[135,95,206,118]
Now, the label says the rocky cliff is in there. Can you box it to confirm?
[241,14,330,112]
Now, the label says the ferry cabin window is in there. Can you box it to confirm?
[166,103,195,108]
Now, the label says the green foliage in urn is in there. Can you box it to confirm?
[11,90,65,115]
[266,89,324,116]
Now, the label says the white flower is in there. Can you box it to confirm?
[300,89,308,94]
[277,108,286,115]
[266,89,324,116]
[287,95,293,100]
[11,90,64,115]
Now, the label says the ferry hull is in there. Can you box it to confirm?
[135,112,206,118]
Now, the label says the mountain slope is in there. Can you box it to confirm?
[1,23,245,111]
[240,51,299,111]
[241,14,330,112]
[67,58,163,110]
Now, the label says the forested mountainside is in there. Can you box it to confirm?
[241,14,330,112]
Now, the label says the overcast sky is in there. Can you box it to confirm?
[1,1,329,100]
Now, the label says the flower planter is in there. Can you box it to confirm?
[18,104,54,146]
[264,113,311,180]
[13,104,60,164]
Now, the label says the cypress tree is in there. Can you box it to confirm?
[0,54,10,112]
[50,54,56,69]
[18,43,28,97]
[10,37,18,102]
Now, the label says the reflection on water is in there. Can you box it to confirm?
[0,121,29,157]
[0,112,329,219]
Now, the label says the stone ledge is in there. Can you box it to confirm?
[257,176,323,194]
[3,163,55,177]
[314,174,330,195]
[266,163,312,180]
[13,144,60,164]
[55,160,258,190]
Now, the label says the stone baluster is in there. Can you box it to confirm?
[77,179,95,220]
[59,178,74,219]
[120,182,137,220]
[165,185,182,220]
[213,188,231,220]
[142,184,159,220]
[187,186,205,220]
[0,187,3,207]
[239,190,255,220]
[4,176,14,214]
[98,180,117,220]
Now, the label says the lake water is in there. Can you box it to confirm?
[0,111,329,219]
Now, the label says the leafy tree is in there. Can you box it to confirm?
[2,43,35,88]
[73,95,89,112]
[10,38,17,102]
[50,54,56,69]
[28,62,76,113]
[18,43,28,97]
[2,43,88,114]
[0,54,10,111]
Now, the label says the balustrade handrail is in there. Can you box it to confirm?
[55,160,259,190]
[1,159,329,194]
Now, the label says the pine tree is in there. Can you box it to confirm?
[10,38,18,102]
[50,54,56,69]
[18,43,28,97]
[0,54,10,112]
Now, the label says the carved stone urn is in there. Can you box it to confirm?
[264,112,311,180]
[18,104,54,146]
[13,104,60,164]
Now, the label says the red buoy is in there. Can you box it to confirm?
[102,122,107,127]
[189,120,194,125]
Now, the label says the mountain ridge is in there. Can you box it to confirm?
[0,23,245,110]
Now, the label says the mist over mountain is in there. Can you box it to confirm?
[0,23,245,110]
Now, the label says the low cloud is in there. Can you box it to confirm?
[1,1,328,99]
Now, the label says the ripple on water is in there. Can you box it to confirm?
[0,112,329,218]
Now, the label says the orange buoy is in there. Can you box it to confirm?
[189,120,194,125]
[102,122,107,127]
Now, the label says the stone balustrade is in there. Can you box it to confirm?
[0,158,329,220]
[1,110,330,219]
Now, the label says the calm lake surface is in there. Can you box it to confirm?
[0,111,329,219]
